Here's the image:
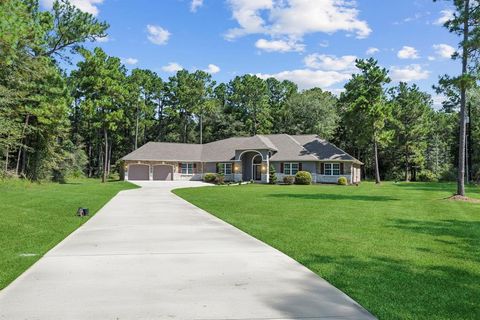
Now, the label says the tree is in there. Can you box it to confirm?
[434,0,480,196]
[389,83,433,181]
[71,47,127,182]
[165,70,215,143]
[340,58,391,184]
[280,88,339,139]
[227,75,271,135]
[268,164,277,184]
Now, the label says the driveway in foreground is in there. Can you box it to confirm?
[0,181,375,320]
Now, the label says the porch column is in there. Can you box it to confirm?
[265,153,269,184]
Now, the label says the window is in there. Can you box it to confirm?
[284,163,299,175]
[324,163,340,175]
[219,163,232,175]
[181,163,194,174]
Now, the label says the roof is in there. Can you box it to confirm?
[122,134,362,164]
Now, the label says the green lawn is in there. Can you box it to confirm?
[174,182,480,320]
[0,178,137,290]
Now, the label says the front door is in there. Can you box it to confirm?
[253,164,262,181]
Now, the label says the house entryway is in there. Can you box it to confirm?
[252,154,262,181]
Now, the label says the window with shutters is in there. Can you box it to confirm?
[284,163,299,175]
[181,163,194,174]
[324,163,340,175]
[218,163,232,174]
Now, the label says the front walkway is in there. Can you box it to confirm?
[0,181,375,320]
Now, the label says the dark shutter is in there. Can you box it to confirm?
[298,163,303,171]
[216,163,219,173]
[280,162,284,173]
[178,163,182,173]
[320,163,324,174]
[193,163,197,173]
[340,163,344,175]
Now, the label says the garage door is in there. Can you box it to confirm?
[128,164,150,180]
[153,165,173,180]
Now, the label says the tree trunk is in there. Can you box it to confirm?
[16,114,30,176]
[373,134,381,184]
[102,126,108,183]
[134,105,139,150]
[457,0,469,196]
[199,114,203,144]
[405,145,409,182]
[4,146,9,173]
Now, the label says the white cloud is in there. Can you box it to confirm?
[203,64,221,74]
[256,69,351,90]
[41,0,104,16]
[366,47,379,55]
[390,64,430,82]
[432,94,446,109]
[147,25,171,45]
[161,62,183,73]
[304,54,357,71]
[433,43,455,59]
[434,9,454,25]
[190,0,203,12]
[397,46,420,59]
[255,38,305,52]
[93,35,110,42]
[121,57,138,65]
[225,0,371,50]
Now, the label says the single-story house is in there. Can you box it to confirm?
[121,134,362,184]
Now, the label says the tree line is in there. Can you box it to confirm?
[1,0,479,194]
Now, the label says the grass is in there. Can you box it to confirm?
[0,178,137,290]
[173,182,480,320]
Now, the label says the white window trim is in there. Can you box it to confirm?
[324,163,340,176]
[219,163,232,175]
[284,162,299,175]
[181,162,194,175]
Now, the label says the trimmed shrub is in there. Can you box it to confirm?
[269,165,277,184]
[215,173,225,185]
[203,173,216,183]
[283,176,295,185]
[294,171,312,185]
[337,176,348,185]
[417,170,438,182]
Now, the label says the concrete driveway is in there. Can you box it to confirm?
[0,181,375,320]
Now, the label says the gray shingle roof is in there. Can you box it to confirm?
[122,134,362,164]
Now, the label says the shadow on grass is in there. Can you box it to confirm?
[388,218,480,263]
[295,253,480,319]
[268,193,399,202]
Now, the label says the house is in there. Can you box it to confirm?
[121,134,362,184]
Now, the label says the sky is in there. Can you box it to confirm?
[42,0,460,107]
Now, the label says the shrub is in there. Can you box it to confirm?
[294,171,312,185]
[283,176,295,185]
[337,176,348,185]
[203,173,216,183]
[269,165,277,184]
[417,170,438,182]
[215,173,225,185]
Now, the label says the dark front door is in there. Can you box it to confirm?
[253,164,262,181]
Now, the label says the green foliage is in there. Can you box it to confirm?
[268,164,277,184]
[203,173,216,183]
[337,176,348,185]
[215,173,225,185]
[417,170,438,182]
[294,171,312,185]
[280,88,339,139]
[283,176,295,185]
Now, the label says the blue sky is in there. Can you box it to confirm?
[43,0,460,106]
